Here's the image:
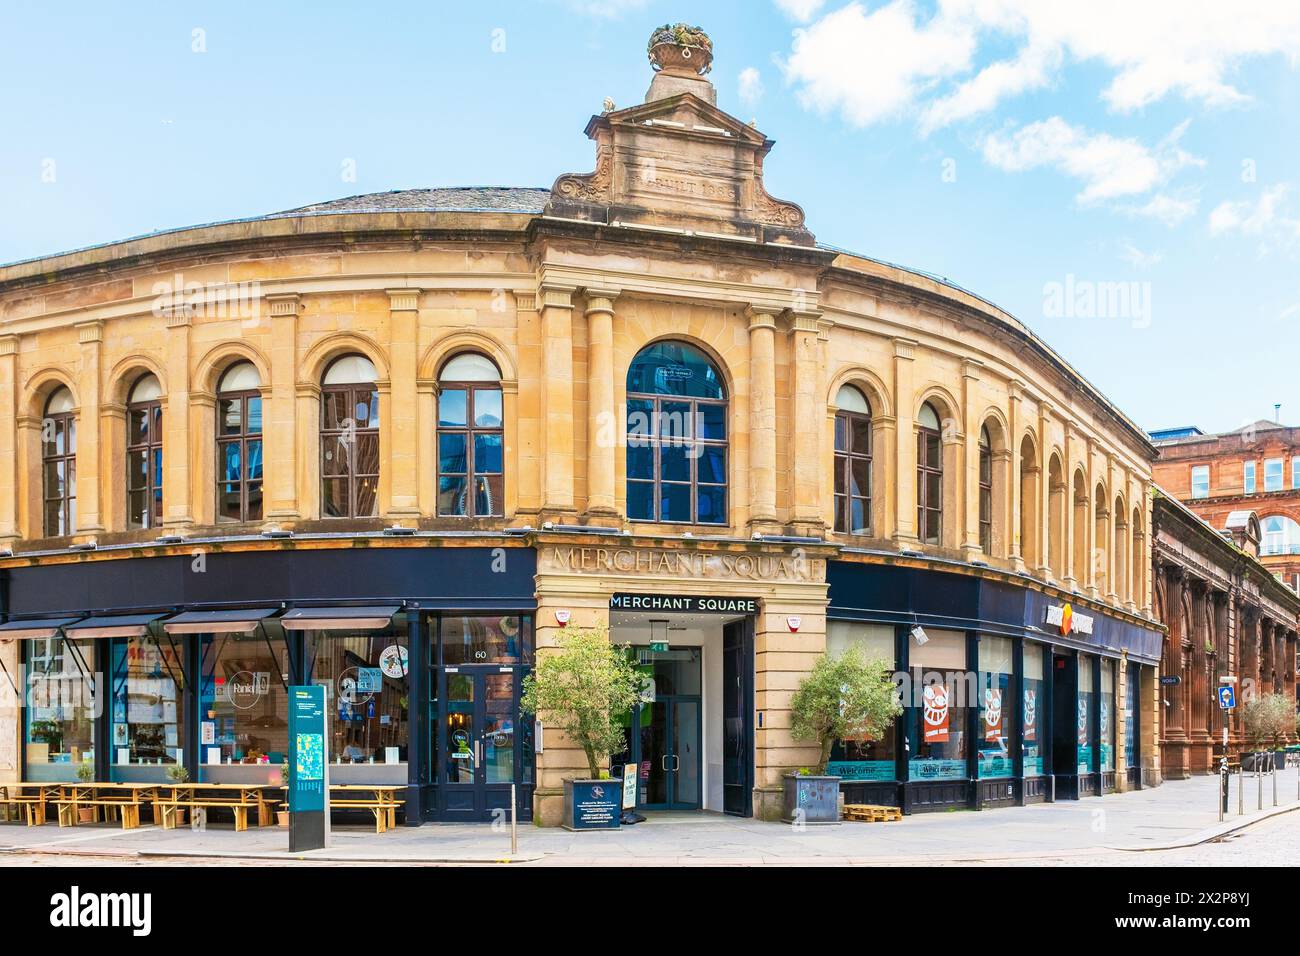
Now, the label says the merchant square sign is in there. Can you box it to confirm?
[540,545,824,584]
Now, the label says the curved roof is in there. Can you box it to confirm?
[267,187,550,218]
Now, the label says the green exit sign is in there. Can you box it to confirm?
[649,641,669,653]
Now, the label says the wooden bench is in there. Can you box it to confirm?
[158,799,257,832]
[55,797,143,829]
[843,803,902,823]
[0,796,48,826]
[319,798,405,833]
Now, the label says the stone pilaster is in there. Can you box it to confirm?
[961,358,983,560]
[385,289,421,518]
[162,306,193,531]
[584,288,619,520]
[892,337,919,548]
[787,308,824,535]
[265,294,300,521]
[539,284,577,518]
[0,336,18,545]
[74,320,104,536]
[746,305,780,534]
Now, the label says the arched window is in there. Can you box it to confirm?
[978,425,992,553]
[916,402,942,545]
[321,354,379,518]
[834,385,871,534]
[437,353,503,517]
[216,362,263,523]
[42,387,76,536]
[626,341,727,525]
[1261,515,1300,556]
[126,374,163,530]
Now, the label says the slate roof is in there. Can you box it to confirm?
[266,187,551,218]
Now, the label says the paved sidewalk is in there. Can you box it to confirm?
[1,773,1296,865]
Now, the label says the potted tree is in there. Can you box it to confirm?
[1242,693,1292,770]
[786,646,902,824]
[277,762,290,827]
[166,763,190,826]
[521,626,642,831]
[75,761,97,823]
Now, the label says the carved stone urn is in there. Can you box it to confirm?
[647,23,713,76]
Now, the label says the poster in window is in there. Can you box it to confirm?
[1077,699,1088,746]
[922,682,950,743]
[983,687,1002,742]
[1023,689,1037,742]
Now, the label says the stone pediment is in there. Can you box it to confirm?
[547,91,814,245]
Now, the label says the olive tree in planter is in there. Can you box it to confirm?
[1242,693,1293,770]
[786,647,902,824]
[521,626,642,830]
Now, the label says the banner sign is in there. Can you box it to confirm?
[609,593,759,615]
[922,683,950,743]
[983,688,1003,742]
[1023,689,1037,742]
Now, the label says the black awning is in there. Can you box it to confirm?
[162,608,281,635]
[0,617,82,640]
[280,606,401,631]
[64,613,168,639]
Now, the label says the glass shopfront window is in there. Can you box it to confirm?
[977,635,1013,778]
[1078,655,1095,774]
[1124,662,1139,771]
[440,615,531,665]
[308,626,409,777]
[1023,643,1046,776]
[109,632,186,779]
[199,627,290,781]
[910,629,968,781]
[24,636,97,782]
[825,621,897,781]
[1101,658,1116,771]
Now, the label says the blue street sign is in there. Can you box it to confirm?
[1218,685,1235,710]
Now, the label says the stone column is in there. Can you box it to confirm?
[74,320,104,536]
[265,294,300,521]
[162,306,193,531]
[1104,456,1119,605]
[584,288,619,520]
[1036,400,1054,579]
[746,305,780,534]
[788,308,825,535]
[961,358,983,560]
[892,338,919,548]
[0,335,18,546]
[1063,421,1079,589]
[1084,438,1098,598]
[1008,379,1024,570]
[540,284,577,518]
[385,289,421,520]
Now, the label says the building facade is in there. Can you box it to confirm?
[0,28,1164,824]
[1153,420,1300,592]
[1150,492,1299,777]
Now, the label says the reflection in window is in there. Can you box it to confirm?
[216,362,263,522]
[1101,658,1116,771]
[1261,515,1300,556]
[200,630,289,772]
[825,622,895,779]
[1190,464,1210,499]
[440,615,530,665]
[321,354,380,518]
[833,386,872,535]
[110,633,185,775]
[42,387,77,536]
[437,353,504,517]
[24,635,96,781]
[910,629,966,780]
[1023,643,1046,776]
[978,426,992,553]
[1078,655,1095,774]
[626,340,727,525]
[126,374,163,529]
[308,627,409,766]
[977,635,1013,779]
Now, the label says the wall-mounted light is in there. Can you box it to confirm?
[910,624,929,646]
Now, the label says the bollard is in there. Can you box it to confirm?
[1258,754,1264,811]
[1273,757,1278,808]
[1238,762,1244,816]
[1218,758,1227,822]
[510,783,517,856]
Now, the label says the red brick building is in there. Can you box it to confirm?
[1152,421,1300,592]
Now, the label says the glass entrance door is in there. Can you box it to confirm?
[439,665,529,821]
[638,697,700,810]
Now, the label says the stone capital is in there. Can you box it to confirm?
[893,337,918,361]
[385,289,421,312]
[786,309,822,335]
[265,293,301,317]
[583,287,620,315]
[745,305,779,332]
[0,335,17,357]
[539,284,577,310]
[76,320,103,344]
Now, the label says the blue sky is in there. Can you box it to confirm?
[2,0,1297,433]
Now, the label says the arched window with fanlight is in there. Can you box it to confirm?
[42,387,77,536]
[626,340,728,525]
[978,425,992,553]
[216,362,263,523]
[321,354,379,518]
[126,374,163,530]
[916,401,942,545]
[437,353,504,517]
[834,384,872,534]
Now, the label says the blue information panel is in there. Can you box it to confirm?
[1218,685,1236,710]
[288,684,328,848]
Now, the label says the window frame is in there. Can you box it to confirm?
[319,362,380,520]
[625,392,728,526]
[1190,464,1210,499]
[1263,457,1283,493]
[125,383,164,530]
[916,410,943,545]
[1244,460,1256,494]
[978,427,992,553]
[41,393,77,537]
[833,406,872,535]
[436,375,504,518]
[215,384,263,523]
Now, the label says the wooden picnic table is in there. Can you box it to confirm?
[0,781,163,829]
[278,783,405,832]
[161,783,280,831]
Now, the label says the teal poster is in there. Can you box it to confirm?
[289,685,328,813]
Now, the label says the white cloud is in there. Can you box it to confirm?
[1208,184,1292,236]
[1119,241,1163,269]
[981,117,1202,204]
[1129,192,1200,227]
[562,0,648,18]
[781,1,1300,130]
[783,1,977,126]
[738,67,764,108]
[775,0,826,22]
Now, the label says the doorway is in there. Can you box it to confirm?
[623,648,702,810]
[1050,651,1077,799]
[437,665,530,821]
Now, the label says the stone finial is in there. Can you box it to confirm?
[647,23,713,76]
[602,97,615,113]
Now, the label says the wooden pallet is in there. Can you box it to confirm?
[843,803,902,823]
